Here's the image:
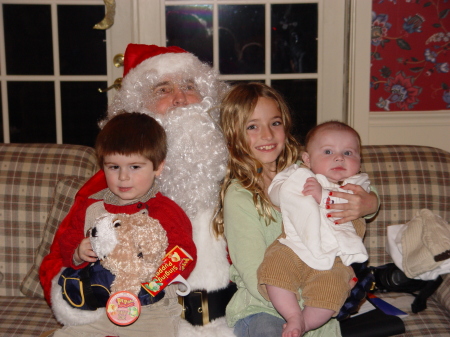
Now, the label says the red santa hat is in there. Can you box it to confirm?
[122,44,203,85]
[106,43,224,117]
[123,44,188,77]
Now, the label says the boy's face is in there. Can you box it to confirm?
[103,153,164,205]
[145,75,202,115]
[302,129,361,183]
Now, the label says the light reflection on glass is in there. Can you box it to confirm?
[166,5,213,65]
[271,4,318,74]
[219,5,265,74]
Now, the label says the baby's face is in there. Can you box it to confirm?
[302,129,361,183]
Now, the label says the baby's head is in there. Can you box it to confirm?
[302,121,361,183]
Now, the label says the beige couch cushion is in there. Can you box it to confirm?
[360,145,450,322]
[20,176,87,298]
[0,295,61,336]
[0,144,97,297]
[361,145,450,267]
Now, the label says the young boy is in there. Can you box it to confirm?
[258,121,372,337]
[44,112,196,337]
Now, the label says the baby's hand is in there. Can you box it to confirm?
[73,237,98,264]
[302,177,322,204]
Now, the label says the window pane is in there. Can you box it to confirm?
[8,82,56,143]
[166,5,213,65]
[271,4,318,74]
[61,82,107,147]
[58,5,107,75]
[272,80,317,143]
[219,5,265,75]
[3,4,53,75]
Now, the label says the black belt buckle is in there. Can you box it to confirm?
[179,282,237,326]
[179,290,209,326]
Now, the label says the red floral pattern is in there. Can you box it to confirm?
[370,0,450,111]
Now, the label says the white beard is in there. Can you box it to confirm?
[142,98,231,291]
[148,98,227,221]
[104,98,235,336]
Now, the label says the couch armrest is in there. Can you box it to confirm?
[360,145,450,267]
[433,273,450,314]
[0,143,98,296]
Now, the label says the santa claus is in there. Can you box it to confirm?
[40,44,236,336]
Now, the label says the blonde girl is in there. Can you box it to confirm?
[214,82,378,337]
[214,82,299,234]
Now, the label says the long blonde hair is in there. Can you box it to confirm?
[213,82,299,237]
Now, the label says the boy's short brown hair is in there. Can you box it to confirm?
[95,112,167,169]
[304,121,362,153]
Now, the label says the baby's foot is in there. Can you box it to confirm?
[282,315,305,337]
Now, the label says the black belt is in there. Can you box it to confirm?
[179,282,237,326]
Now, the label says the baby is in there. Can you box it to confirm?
[258,121,371,337]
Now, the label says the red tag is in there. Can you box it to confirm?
[106,291,141,326]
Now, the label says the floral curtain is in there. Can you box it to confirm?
[370,0,450,111]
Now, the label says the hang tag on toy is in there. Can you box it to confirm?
[142,245,193,297]
[106,291,141,326]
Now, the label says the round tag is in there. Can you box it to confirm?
[106,291,141,326]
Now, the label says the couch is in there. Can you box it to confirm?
[0,143,448,337]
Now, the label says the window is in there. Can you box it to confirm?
[0,1,108,146]
[159,0,346,143]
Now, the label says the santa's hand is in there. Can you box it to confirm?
[302,177,322,204]
[73,237,98,264]
[326,184,378,224]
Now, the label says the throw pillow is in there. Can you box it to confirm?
[20,176,87,298]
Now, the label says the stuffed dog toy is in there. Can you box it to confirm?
[90,209,168,295]
[51,209,168,326]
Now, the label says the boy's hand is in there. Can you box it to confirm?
[73,237,98,264]
[326,184,378,224]
[302,177,322,204]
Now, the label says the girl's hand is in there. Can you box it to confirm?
[302,177,322,204]
[327,184,378,224]
[73,237,98,264]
